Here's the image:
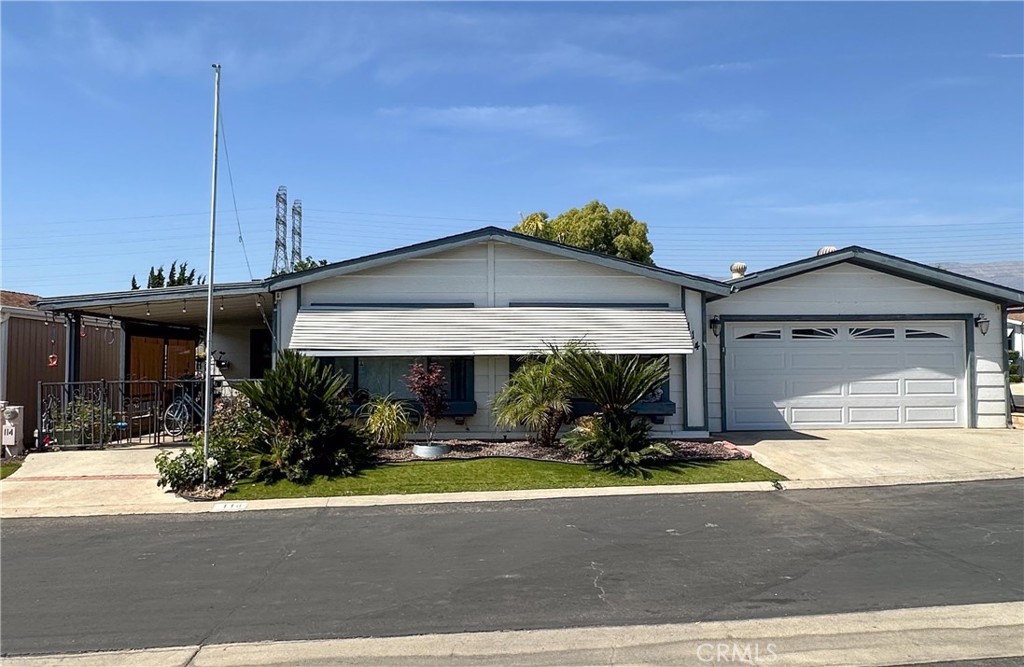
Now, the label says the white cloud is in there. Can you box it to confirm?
[680,106,765,131]
[511,43,679,84]
[20,5,377,87]
[379,105,593,139]
[682,61,759,77]
[988,53,1024,59]
[761,198,921,218]
[632,174,741,198]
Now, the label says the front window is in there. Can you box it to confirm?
[325,356,473,404]
[508,354,673,415]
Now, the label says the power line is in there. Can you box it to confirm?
[218,111,256,281]
[303,208,517,224]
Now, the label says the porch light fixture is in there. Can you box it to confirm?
[219,297,225,311]
[709,315,722,338]
[146,303,151,317]
[182,300,187,314]
[974,313,990,336]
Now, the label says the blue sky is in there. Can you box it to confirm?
[2,2,1022,296]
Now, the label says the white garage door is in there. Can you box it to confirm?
[724,321,966,430]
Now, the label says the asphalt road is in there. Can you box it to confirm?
[1,480,1022,657]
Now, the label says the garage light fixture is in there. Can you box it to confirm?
[974,314,990,336]
[709,315,722,338]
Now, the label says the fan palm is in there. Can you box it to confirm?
[493,356,572,447]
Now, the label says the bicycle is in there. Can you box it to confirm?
[162,384,205,438]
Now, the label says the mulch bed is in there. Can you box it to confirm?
[178,486,228,502]
[375,439,749,464]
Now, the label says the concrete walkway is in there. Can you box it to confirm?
[4,601,1021,666]
[726,428,1024,486]
[0,445,189,517]
[2,429,1021,518]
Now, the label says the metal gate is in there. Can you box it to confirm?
[36,378,251,449]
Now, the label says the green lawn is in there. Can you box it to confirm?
[1,459,23,480]
[225,457,784,500]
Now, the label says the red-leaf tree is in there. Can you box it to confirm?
[403,362,449,444]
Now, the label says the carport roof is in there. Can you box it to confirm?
[34,281,272,328]
[720,246,1024,306]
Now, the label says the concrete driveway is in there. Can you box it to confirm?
[0,445,188,517]
[722,429,1024,486]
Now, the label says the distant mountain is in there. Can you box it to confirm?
[937,261,1024,291]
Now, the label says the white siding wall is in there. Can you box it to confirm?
[210,324,252,380]
[299,241,684,308]
[277,288,299,354]
[491,244,681,307]
[301,244,490,306]
[707,263,1007,430]
[289,240,705,437]
[684,289,706,429]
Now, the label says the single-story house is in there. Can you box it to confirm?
[34,227,1024,436]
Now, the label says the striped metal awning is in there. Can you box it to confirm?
[289,307,694,356]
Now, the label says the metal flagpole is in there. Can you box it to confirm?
[203,64,221,486]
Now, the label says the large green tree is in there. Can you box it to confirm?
[512,200,655,264]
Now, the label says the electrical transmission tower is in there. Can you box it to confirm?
[290,199,302,270]
[272,186,288,275]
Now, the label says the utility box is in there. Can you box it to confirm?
[2,403,25,457]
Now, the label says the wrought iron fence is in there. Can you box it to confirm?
[36,378,256,450]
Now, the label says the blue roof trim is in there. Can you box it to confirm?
[267,226,732,296]
[722,246,1024,306]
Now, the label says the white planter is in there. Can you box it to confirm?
[412,443,450,459]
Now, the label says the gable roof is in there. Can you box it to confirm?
[1,290,40,310]
[723,246,1024,305]
[268,226,732,296]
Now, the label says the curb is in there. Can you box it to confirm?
[2,472,1021,519]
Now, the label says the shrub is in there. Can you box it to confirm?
[493,356,572,447]
[156,441,235,493]
[565,415,671,476]
[238,350,371,483]
[403,362,448,444]
[155,396,259,493]
[553,344,671,475]
[53,396,111,445]
[359,394,415,448]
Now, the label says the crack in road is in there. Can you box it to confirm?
[589,561,611,606]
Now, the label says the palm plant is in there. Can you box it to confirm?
[238,350,370,482]
[493,356,572,447]
[239,350,350,435]
[554,345,671,475]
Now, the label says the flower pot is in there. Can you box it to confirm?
[53,426,104,448]
[412,443,450,459]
